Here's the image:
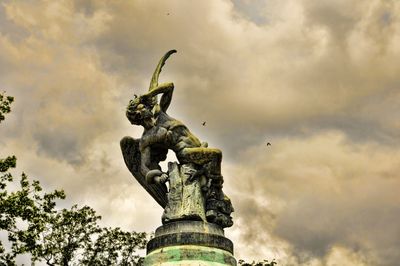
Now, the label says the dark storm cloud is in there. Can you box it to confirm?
[275,189,400,265]
[34,129,83,165]
[229,131,400,265]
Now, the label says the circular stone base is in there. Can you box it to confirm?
[144,245,236,266]
[144,221,236,266]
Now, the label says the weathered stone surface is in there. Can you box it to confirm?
[206,197,234,228]
[144,245,236,266]
[162,163,206,224]
[155,221,224,237]
[145,221,236,264]
[147,221,234,255]
[147,232,234,255]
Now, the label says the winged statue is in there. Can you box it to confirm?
[120,50,233,228]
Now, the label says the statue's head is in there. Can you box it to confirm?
[126,95,156,128]
[126,50,177,129]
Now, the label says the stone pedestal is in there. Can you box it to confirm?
[144,221,236,266]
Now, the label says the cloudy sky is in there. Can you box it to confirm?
[1,0,400,265]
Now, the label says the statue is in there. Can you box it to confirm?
[120,50,233,228]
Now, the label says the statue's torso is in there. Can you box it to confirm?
[139,111,202,160]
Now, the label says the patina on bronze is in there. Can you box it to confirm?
[120,50,233,228]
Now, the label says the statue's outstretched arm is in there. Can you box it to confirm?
[141,146,168,184]
[145,82,174,112]
[120,137,168,207]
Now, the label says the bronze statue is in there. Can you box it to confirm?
[121,50,233,228]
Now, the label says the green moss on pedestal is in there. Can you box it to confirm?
[144,245,236,266]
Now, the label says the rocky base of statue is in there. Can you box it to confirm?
[143,221,236,266]
[162,162,233,228]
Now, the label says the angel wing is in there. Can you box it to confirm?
[120,136,168,208]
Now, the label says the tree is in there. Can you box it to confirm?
[0,93,147,265]
[0,92,14,123]
[0,91,16,264]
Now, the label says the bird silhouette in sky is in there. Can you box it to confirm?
[202,121,206,126]
[267,142,271,146]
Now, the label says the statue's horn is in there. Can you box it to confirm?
[149,49,177,92]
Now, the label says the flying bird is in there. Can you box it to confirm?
[267,142,271,146]
[202,121,206,126]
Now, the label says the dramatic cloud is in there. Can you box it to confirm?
[228,131,400,265]
[0,0,399,265]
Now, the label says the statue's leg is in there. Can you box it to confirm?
[179,147,223,183]
[178,148,233,227]
[178,148,225,200]
[179,147,221,165]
